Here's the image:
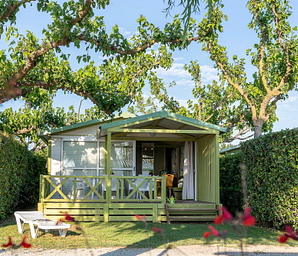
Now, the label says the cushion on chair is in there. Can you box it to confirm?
[165,174,174,187]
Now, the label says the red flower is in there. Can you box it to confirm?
[278,234,289,243]
[64,213,74,222]
[214,206,232,224]
[243,215,256,226]
[2,237,14,247]
[152,227,163,234]
[135,214,142,221]
[214,215,224,224]
[222,206,232,221]
[203,231,211,238]
[135,214,146,222]
[241,207,256,227]
[20,236,31,248]
[242,207,256,226]
[285,226,298,240]
[278,226,298,243]
[208,225,219,237]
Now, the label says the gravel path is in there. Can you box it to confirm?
[1,245,298,256]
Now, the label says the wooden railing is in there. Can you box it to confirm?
[39,175,166,204]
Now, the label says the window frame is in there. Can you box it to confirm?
[60,136,136,176]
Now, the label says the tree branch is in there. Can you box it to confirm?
[223,126,252,143]
[78,27,213,55]
[15,127,34,135]
[35,141,46,151]
[7,0,93,91]
[1,0,35,21]
[259,43,270,93]
[207,42,255,118]
[203,90,233,122]
[271,3,292,95]
[251,1,270,93]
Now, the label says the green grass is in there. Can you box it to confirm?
[0,215,296,250]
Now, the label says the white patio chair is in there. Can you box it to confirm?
[133,178,150,199]
[101,176,119,198]
[14,211,71,239]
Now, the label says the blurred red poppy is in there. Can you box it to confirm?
[203,231,211,238]
[208,225,219,237]
[152,227,163,234]
[2,237,13,247]
[20,236,31,248]
[242,207,256,226]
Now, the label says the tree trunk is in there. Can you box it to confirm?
[253,119,265,138]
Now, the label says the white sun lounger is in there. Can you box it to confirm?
[14,211,71,239]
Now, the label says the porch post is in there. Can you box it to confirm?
[48,136,51,174]
[106,131,112,205]
[215,132,220,204]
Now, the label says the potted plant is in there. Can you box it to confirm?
[173,177,183,200]
[159,169,168,176]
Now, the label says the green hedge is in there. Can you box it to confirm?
[242,128,298,229]
[0,135,27,219]
[18,149,47,209]
[219,151,243,214]
[0,135,47,220]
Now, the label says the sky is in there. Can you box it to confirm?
[1,0,298,137]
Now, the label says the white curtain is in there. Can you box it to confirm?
[182,141,194,200]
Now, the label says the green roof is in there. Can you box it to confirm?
[39,111,228,143]
[38,112,135,143]
[100,111,228,133]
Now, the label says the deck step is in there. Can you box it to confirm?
[169,216,215,221]
[167,208,219,212]
[165,204,220,224]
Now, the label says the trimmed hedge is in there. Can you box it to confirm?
[220,151,243,214]
[0,135,27,219]
[18,149,47,209]
[0,135,47,220]
[242,128,298,229]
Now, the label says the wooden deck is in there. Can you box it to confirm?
[38,200,220,223]
[38,175,220,222]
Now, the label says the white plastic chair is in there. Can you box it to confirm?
[69,178,85,199]
[101,176,119,198]
[133,178,149,199]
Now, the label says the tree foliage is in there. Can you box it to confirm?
[0,89,104,151]
[131,0,298,140]
[0,0,221,116]
[128,59,251,142]
[199,0,298,137]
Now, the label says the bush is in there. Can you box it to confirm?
[0,135,47,220]
[0,135,27,220]
[242,128,298,229]
[18,149,47,208]
[220,151,243,214]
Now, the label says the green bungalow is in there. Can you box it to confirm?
[38,111,227,223]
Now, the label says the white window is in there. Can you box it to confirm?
[63,141,97,169]
[110,141,134,168]
[61,139,135,176]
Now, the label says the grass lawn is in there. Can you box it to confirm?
[0,214,296,250]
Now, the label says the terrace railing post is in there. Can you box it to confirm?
[106,176,111,203]
[40,175,45,200]
[73,178,77,200]
[38,175,45,214]
[161,176,166,204]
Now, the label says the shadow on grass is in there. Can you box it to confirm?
[82,221,297,256]
[215,253,298,256]
[1,214,297,255]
